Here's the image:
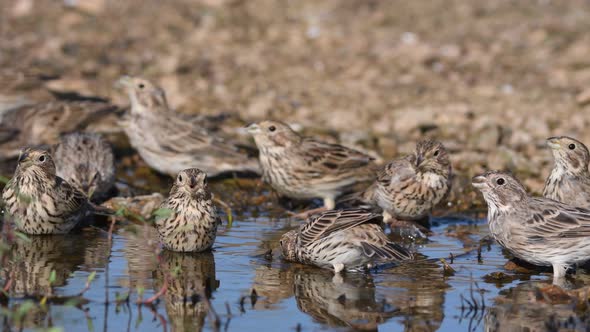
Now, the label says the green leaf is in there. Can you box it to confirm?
[152,208,173,218]
[87,271,97,284]
[14,231,31,242]
[49,270,57,285]
[15,300,36,319]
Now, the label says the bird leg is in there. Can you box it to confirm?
[324,197,336,210]
[332,263,345,274]
[552,264,569,285]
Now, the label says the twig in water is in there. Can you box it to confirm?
[138,279,168,305]
[78,271,97,296]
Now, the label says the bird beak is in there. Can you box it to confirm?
[546,137,561,150]
[415,154,424,167]
[115,75,133,89]
[189,176,197,189]
[246,123,261,134]
[17,151,29,164]
[471,175,487,189]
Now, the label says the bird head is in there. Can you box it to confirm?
[414,139,451,175]
[16,148,56,177]
[546,136,590,175]
[246,121,301,149]
[279,230,298,261]
[116,76,169,114]
[472,170,528,211]
[171,168,210,199]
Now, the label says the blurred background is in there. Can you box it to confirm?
[2,0,590,194]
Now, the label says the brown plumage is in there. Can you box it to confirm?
[247,121,376,209]
[155,168,221,252]
[0,100,116,159]
[543,136,590,207]
[117,76,259,177]
[2,148,91,234]
[52,132,116,202]
[361,139,451,222]
[280,209,412,272]
[473,170,590,283]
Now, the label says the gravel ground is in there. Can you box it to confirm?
[2,0,590,205]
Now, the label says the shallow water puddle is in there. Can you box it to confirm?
[2,214,590,331]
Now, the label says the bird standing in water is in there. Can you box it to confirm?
[2,148,92,234]
[473,170,590,283]
[155,168,220,252]
[280,209,412,273]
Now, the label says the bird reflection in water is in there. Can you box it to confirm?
[155,250,219,332]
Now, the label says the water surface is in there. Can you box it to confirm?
[3,208,590,332]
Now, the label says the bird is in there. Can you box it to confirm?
[279,209,412,273]
[472,170,590,283]
[543,136,590,207]
[51,132,116,202]
[155,168,221,252]
[116,76,259,177]
[2,148,92,234]
[0,100,116,160]
[247,121,377,210]
[360,139,451,222]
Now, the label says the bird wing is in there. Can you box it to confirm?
[294,139,375,178]
[54,177,88,217]
[298,209,382,246]
[158,115,253,159]
[526,198,590,238]
[376,155,416,186]
[357,227,413,261]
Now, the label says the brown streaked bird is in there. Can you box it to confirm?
[280,209,412,273]
[543,136,590,207]
[247,121,376,210]
[0,100,116,159]
[52,132,116,202]
[361,139,451,222]
[155,168,221,252]
[2,148,92,234]
[116,76,259,177]
[473,170,590,283]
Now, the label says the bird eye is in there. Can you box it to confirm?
[496,178,505,185]
[38,155,46,162]
[178,174,183,183]
[279,240,283,246]
[138,83,145,89]
[269,126,276,132]
[433,150,440,157]
[569,144,576,150]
